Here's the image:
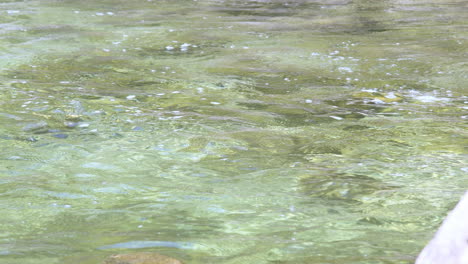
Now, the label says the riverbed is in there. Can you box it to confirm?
[0,0,467,263]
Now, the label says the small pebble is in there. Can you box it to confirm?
[53,134,69,139]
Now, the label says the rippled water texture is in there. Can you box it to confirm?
[0,0,467,263]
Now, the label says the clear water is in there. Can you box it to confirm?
[0,0,466,263]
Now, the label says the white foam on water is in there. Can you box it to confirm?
[414,95,449,103]
[330,116,343,120]
[338,66,353,73]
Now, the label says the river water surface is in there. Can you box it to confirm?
[0,0,467,263]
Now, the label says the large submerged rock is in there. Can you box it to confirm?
[416,192,468,264]
[103,252,183,264]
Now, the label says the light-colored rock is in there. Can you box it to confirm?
[103,252,183,264]
[416,191,468,264]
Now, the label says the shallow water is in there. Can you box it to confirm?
[0,0,467,263]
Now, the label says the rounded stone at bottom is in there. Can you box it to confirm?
[103,252,183,264]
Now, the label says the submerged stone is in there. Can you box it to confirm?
[22,121,48,133]
[52,133,68,139]
[103,252,183,264]
[300,173,397,203]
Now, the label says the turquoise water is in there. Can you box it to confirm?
[0,0,467,263]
